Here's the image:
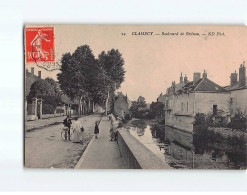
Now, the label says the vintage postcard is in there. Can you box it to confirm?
[24,25,247,169]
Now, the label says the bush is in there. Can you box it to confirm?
[124,113,132,120]
[227,113,246,131]
[150,123,165,141]
[42,104,56,114]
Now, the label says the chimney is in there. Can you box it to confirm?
[203,70,207,78]
[172,81,176,93]
[184,74,188,84]
[180,73,183,84]
[38,71,41,78]
[193,72,201,85]
[230,70,238,86]
[239,61,246,87]
[31,67,34,76]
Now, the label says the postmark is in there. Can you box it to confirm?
[25,26,59,71]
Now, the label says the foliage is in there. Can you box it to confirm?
[42,104,56,114]
[57,45,97,102]
[193,112,246,164]
[28,78,62,107]
[98,49,126,113]
[150,123,165,142]
[227,113,246,131]
[57,46,126,115]
[124,113,132,120]
[137,96,147,108]
[98,49,125,89]
[130,96,148,118]
[149,101,165,119]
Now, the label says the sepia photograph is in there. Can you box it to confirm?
[24,25,247,170]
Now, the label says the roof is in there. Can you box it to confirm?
[193,77,229,92]
[224,77,247,91]
[176,77,229,94]
[115,92,131,104]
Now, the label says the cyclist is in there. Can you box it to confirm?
[63,115,72,141]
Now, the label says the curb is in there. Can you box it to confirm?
[74,136,95,169]
[74,114,105,169]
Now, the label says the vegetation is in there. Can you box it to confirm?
[130,96,148,118]
[28,78,62,114]
[193,113,246,168]
[227,113,246,131]
[149,101,165,120]
[57,45,125,115]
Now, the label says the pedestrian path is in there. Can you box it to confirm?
[77,116,127,169]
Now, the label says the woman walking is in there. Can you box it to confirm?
[94,121,99,139]
[71,117,84,144]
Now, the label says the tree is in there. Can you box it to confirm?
[27,78,62,114]
[57,45,97,115]
[98,49,125,114]
[137,96,147,108]
[150,101,165,118]
[130,96,148,118]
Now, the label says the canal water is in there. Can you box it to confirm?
[128,120,246,169]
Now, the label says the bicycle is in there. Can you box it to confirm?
[61,127,70,141]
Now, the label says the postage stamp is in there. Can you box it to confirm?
[25,26,58,71]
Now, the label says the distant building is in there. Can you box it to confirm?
[224,61,247,116]
[25,67,42,97]
[114,92,131,118]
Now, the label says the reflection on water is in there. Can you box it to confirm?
[129,125,168,164]
[129,120,246,169]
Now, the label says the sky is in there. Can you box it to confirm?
[25,25,247,103]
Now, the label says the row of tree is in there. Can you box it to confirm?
[57,45,125,115]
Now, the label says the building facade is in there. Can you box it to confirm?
[159,71,231,133]
[224,61,247,116]
[114,92,131,118]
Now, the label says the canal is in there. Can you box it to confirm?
[126,119,246,169]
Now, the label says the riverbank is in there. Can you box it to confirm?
[124,118,246,169]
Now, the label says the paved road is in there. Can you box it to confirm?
[78,116,127,169]
[25,114,102,169]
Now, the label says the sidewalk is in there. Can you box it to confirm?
[77,116,127,169]
[25,115,74,131]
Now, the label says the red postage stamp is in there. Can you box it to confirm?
[25,26,55,63]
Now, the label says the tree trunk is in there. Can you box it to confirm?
[78,96,82,115]
[105,90,110,116]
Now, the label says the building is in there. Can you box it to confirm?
[113,92,131,118]
[224,61,247,116]
[25,67,43,120]
[25,67,42,97]
[159,71,230,133]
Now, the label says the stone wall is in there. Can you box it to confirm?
[194,92,230,116]
[165,126,193,149]
[165,93,195,132]
[117,128,170,169]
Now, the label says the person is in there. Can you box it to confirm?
[94,122,99,139]
[110,127,115,141]
[63,115,72,141]
[114,128,118,141]
[71,117,84,144]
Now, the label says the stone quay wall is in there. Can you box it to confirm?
[117,128,170,169]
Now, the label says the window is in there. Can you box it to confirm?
[181,102,184,111]
[187,102,189,111]
[213,105,218,115]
